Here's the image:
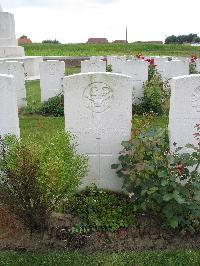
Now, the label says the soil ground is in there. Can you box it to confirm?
[1,206,200,252]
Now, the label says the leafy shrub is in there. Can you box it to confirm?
[0,133,88,233]
[67,185,136,233]
[190,62,198,74]
[112,125,200,232]
[148,65,156,81]
[133,75,169,115]
[106,64,112,72]
[39,94,64,117]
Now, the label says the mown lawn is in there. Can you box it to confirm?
[22,43,200,57]
[0,250,200,266]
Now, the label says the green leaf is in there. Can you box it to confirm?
[173,191,185,204]
[169,216,179,229]
[185,144,196,150]
[161,179,168,186]
[111,164,119,170]
[121,141,130,149]
[158,170,168,178]
[147,187,158,194]
[163,193,173,202]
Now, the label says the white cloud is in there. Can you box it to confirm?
[1,0,200,43]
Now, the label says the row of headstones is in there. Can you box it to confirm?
[39,56,192,105]
[0,72,199,191]
[3,56,196,107]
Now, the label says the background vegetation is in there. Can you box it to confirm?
[21,43,200,57]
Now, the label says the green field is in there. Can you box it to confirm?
[22,43,200,57]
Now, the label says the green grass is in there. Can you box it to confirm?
[1,250,200,265]
[20,81,168,142]
[22,43,200,57]
[65,66,81,76]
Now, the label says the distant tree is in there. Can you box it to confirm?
[165,33,200,44]
[165,35,178,44]
[42,39,61,44]
[20,35,28,39]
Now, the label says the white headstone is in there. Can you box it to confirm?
[153,57,170,76]
[120,60,149,103]
[0,74,20,138]
[0,5,24,57]
[169,74,200,152]
[81,60,106,73]
[63,72,133,192]
[107,56,127,73]
[40,60,65,102]
[195,59,200,73]
[0,61,26,107]
[22,57,43,78]
[163,60,190,82]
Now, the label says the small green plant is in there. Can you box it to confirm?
[0,133,88,233]
[68,185,136,233]
[39,94,64,117]
[106,64,112,72]
[112,125,200,232]
[133,75,169,115]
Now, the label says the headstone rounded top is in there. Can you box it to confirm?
[0,5,3,12]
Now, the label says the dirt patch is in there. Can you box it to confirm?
[1,211,200,252]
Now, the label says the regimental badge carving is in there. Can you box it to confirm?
[192,86,200,112]
[83,82,114,113]
[48,64,56,75]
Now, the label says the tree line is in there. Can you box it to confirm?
[165,33,200,44]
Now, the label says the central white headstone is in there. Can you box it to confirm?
[63,73,133,192]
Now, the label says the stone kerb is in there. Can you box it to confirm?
[81,60,106,73]
[90,56,105,61]
[169,74,200,152]
[40,60,65,102]
[0,61,26,107]
[0,74,20,138]
[120,60,149,104]
[63,72,133,192]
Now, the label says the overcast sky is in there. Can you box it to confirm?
[1,0,200,43]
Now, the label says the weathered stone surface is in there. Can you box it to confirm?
[0,61,26,107]
[81,60,106,73]
[162,60,189,82]
[0,74,19,137]
[107,56,126,73]
[63,73,133,191]
[40,60,65,102]
[120,60,148,103]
